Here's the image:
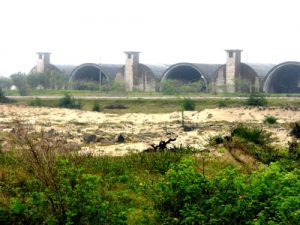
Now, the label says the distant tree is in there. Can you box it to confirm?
[10,72,30,96]
[48,70,69,90]
[27,72,49,89]
[0,76,13,90]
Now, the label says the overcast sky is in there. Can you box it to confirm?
[0,0,300,76]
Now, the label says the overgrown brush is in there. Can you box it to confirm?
[0,89,11,103]
[245,92,267,106]
[154,159,300,225]
[28,97,43,107]
[182,98,196,111]
[263,115,278,124]
[92,101,101,112]
[58,93,81,109]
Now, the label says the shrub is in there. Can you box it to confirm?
[246,92,267,106]
[231,124,271,146]
[58,93,81,109]
[288,140,300,160]
[92,102,101,112]
[10,73,30,96]
[0,89,11,103]
[263,115,278,124]
[208,135,225,146]
[28,97,43,107]
[218,99,228,107]
[290,122,300,138]
[182,98,196,111]
[111,80,126,93]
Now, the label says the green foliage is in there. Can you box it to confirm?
[182,98,196,111]
[153,159,300,225]
[10,72,30,96]
[28,97,43,107]
[70,80,100,90]
[263,115,278,124]
[231,124,270,146]
[160,80,181,95]
[0,88,11,103]
[0,77,13,90]
[229,125,284,163]
[92,101,101,112]
[154,158,210,224]
[160,80,206,95]
[218,99,228,107]
[246,92,268,106]
[58,93,81,109]
[28,71,69,90]
[1,128,299,224]
[288,140,300,160]
[111,79,127,93]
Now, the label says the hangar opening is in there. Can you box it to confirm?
[69,64,109,90]
[162,64,207,92]
[264,63,300,93]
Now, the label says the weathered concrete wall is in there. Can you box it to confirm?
[212,63,260,93]
[115,64,156,92]
[237,64,260,92]
[36,52,51,73]
[124,52,140,91]
[225,50,242,93]
[213,66,226,93]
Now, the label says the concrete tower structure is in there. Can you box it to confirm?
[124,51,140,91]
[36,52,51,73]
[225,49,242,92]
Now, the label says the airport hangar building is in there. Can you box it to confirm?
[30,50,300,93]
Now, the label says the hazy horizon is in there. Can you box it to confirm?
[1,0,299,76]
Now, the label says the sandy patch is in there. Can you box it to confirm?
[0,104,299,155]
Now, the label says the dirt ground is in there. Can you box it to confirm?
[0,104,299,156]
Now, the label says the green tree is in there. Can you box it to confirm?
[10,72,30,96]
[0,77,13,90]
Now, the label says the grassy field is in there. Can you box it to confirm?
[5,88,300,97]
[11,97,300,114]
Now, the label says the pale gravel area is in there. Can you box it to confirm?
[0,104,299,155]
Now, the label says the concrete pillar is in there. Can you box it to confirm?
[124,51,140,91]
[225,49,242,93]
[36,52,51,73]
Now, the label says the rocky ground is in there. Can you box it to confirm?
[0,104,299,156]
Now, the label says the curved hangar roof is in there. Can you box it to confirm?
[161,62,223,83]
[69,63,123,81]
[263,61,300,93]
[243,63,275,80]
[30,64,77,76]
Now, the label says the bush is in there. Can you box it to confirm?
[10,73,30,96]
[154,160,300,225]
[288,140,300,160]
[290,122,300,138]
[182,98,196,111]
[0,89,11,103]
[218,99,228,107]
[111,80,126,93]
[160,80,181,95]
[92,102,101,112]
[246,93,267,106]
[231,124,271,146]
[28,97,43,107]
[58,93,81,109]
[263,115,278,124]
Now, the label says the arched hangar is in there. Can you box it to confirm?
[69,63,123,90]
[263,61,300,93]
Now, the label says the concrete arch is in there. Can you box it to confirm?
[161,63,209,92]
[69,63,110,90]
[263,62,300,93]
